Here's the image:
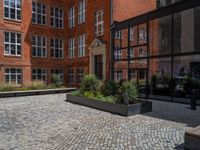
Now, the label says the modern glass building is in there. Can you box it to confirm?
[111,0,200,104]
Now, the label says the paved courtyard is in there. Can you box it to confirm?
[0,94,200,150]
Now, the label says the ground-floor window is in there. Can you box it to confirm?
[77,69,84,84]
[5,68,22,85]
[67,69,74,85]
[32,69,47,82]
[51,69,64,84]
[115,70,122,82]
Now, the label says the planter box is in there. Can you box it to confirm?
[0,88,76,98]
[66,95,152,116]
[185,126,200,150]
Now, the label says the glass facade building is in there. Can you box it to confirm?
[111,0,200,103]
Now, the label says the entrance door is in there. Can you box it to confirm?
[95,55,103,80]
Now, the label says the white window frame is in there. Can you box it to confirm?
[130,27,134,41]
[69,38,75,59]
[32,35,47,58]
[115,70,122,82]
[115,47,122,60]
[78,0,86,24]
[139,28,147,43]
[130,48,134,59]
[51,7,63,29]
[4,32,21,56]
[78,34,86,57]
[32,68,47,82]
[68,69,74,84]
[95,10,104,36]
[77,68,84,84]
[51,38,63,59]
[32,2,46,25]
[69,6,75,28]
[115,30,122,39]
[4,68,22,85]
[4,0,21,21]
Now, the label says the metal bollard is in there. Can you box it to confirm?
[191,89,197,110]
[123,92,129,105]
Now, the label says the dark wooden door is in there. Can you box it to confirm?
[95,55,103,80]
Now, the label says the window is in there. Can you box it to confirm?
[139,48,147,63]
[130,48,134,59]
[69,6,75,28]
[32,2,46,25]
[130,27,134,41]
[51,69,63,84]
[78,34,86,57]
[5,68,22,85]
[115,70,122,82]
[51,38,63,59]
[69,38,75,59]
[32,35,47,57]
[95,10,104,36]
[78,0,86,24]
[129,69,136,80]
[139,28,147,44]
[32,69,47,82]
[115,30,122,39]
[68,69,74,84]
[4,0,21,20]
[50,7,63,29]
[115,48,122,60]
[4,32,21,56]
[77,69,84,84]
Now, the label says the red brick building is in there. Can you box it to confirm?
[0,0,156,87]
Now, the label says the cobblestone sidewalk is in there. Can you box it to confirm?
[0,94,200,150]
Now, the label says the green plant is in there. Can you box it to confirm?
[71,90,81,96]
[101,80,118,96]
[183,77,200,95]
[26,81,47,90]
[0,84,18,92]
[80,74,102,94]
[160,74,171,89]
[151,75,157,88]
[52,74,62,88]
[118,80,139,104]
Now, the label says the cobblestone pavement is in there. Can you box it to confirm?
[0,94,200,150]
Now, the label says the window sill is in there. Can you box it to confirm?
[32,23,47,28]
[51,57,64,60]
[31,56,47,59]
[4,18,21,25]
[4,55,22,58]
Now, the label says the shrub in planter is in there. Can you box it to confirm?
[80,74,102,94]
[101,80,118,96]
[118,80,139,104]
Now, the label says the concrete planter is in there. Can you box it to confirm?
[66,94,152,116]
[0,88,76,98]
[185,126,200,150]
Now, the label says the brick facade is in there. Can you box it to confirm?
[0,0,156,87]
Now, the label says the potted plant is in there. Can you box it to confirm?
[66,75,152,116]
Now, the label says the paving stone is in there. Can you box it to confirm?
[0,94,200,150]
